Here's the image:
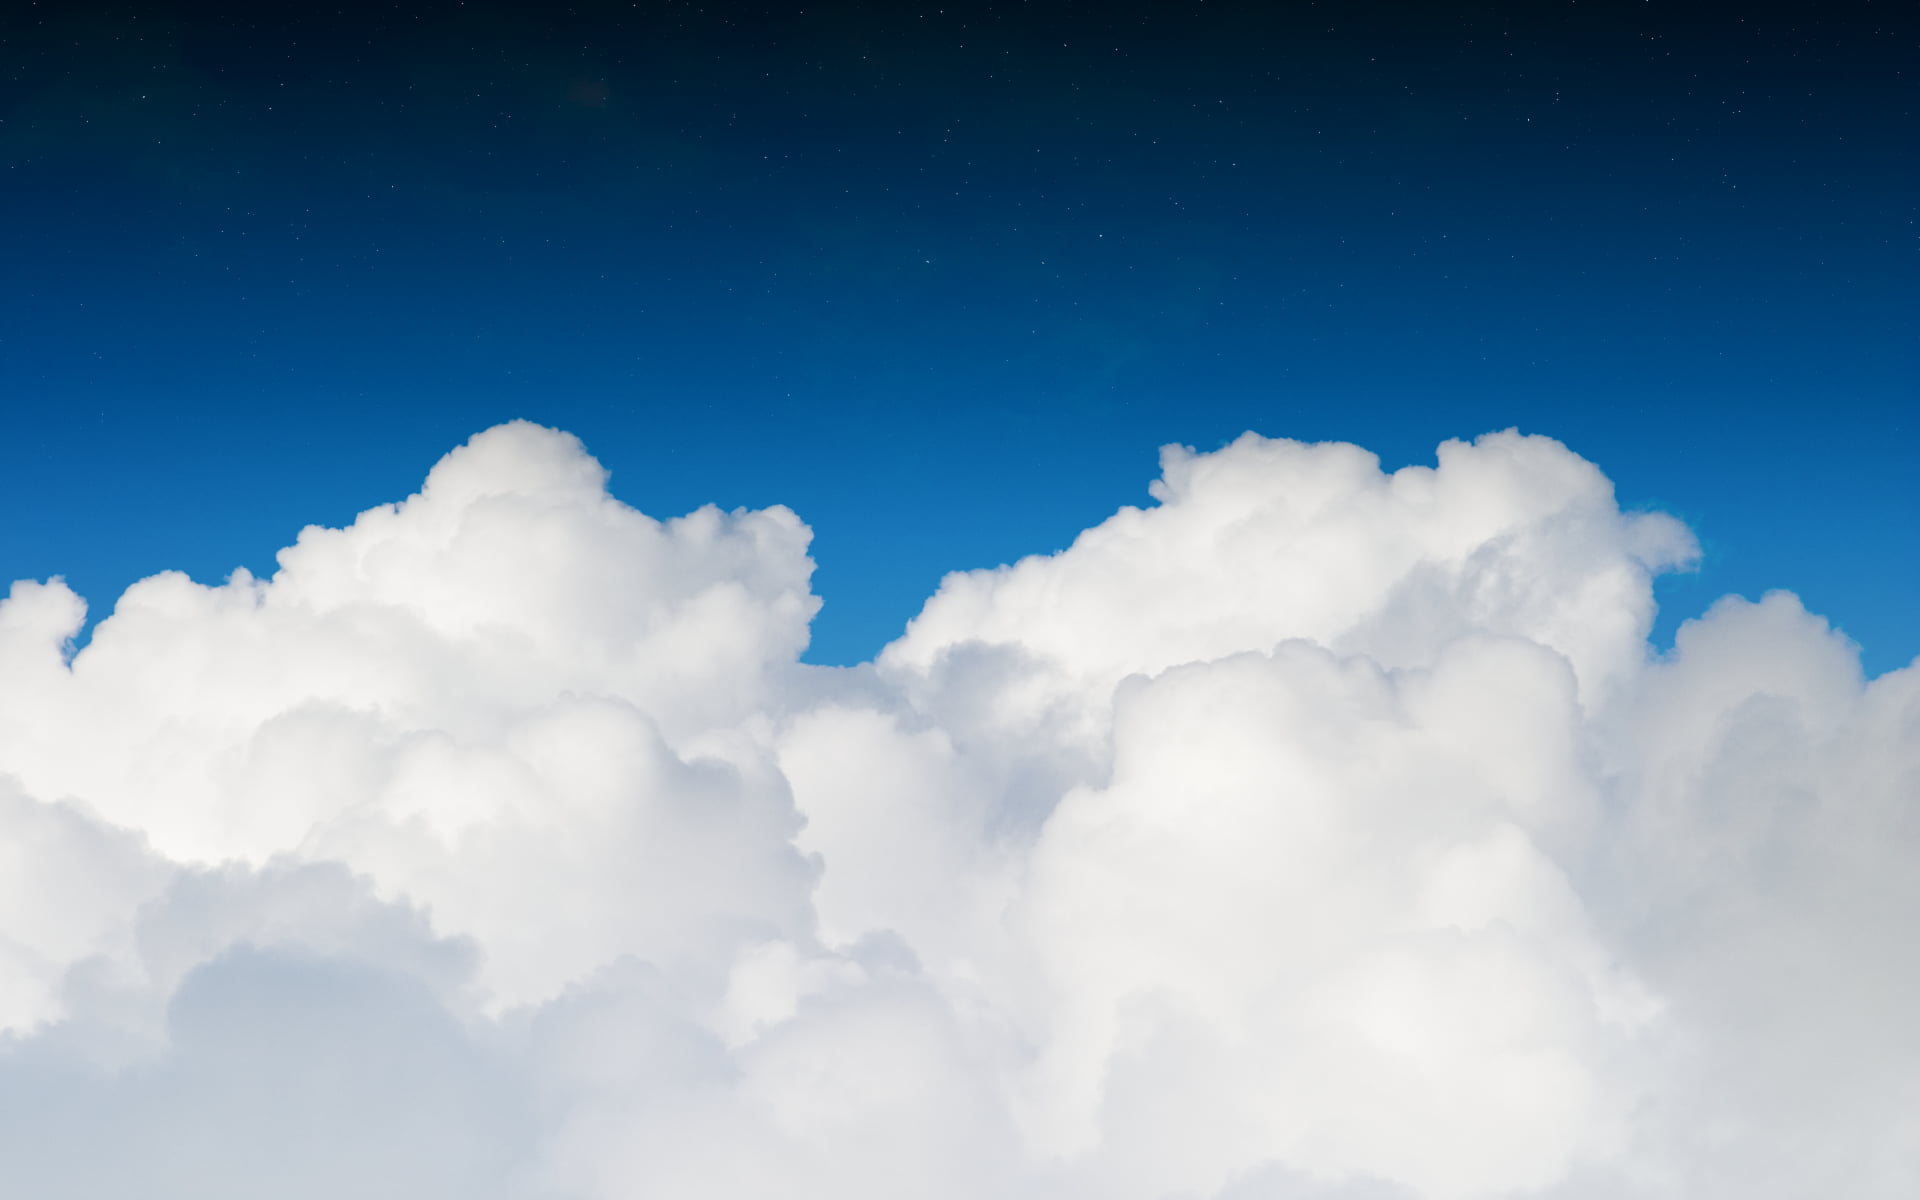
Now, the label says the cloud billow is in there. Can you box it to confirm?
[0,421,1912,1198]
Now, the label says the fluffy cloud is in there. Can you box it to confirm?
[0,420,1912,1198]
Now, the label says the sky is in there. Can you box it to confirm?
[1,0,1913,670]
[2,5,1919,1199]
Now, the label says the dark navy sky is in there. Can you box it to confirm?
[3,0,1913,670]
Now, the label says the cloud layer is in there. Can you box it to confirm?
[1,421,1913,1198]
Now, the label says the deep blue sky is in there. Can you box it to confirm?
[3,0,1913,671]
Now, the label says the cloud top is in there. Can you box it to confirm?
[0,421,1911,1198]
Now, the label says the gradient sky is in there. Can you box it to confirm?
[2,0,1912,671]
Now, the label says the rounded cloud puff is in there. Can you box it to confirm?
[0,421,1912,1199]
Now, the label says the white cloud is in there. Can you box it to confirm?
[0,420,1911,1198]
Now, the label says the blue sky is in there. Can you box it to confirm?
[2,0,1912,672]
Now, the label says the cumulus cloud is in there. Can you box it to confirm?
[0,420,1912,1198]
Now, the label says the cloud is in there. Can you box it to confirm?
[0,420,1912,1198]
